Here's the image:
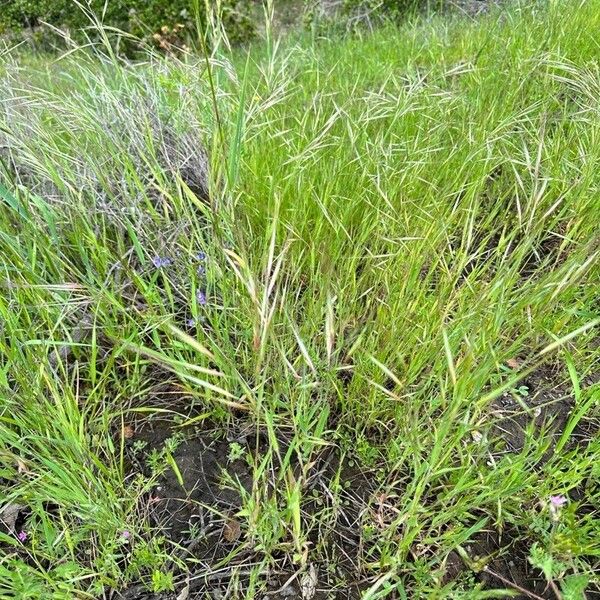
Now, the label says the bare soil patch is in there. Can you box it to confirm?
[112,420,371,599]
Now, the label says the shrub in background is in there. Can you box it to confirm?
[129,0,256,48]
[0,0,256,51]
[304,0,444,32]
[343,0,431,22]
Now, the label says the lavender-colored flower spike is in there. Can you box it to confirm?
[196,251,206,261]
[17,531,27,542]
[152,256,172,269]
[196,290,207,305]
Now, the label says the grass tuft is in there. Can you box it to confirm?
[0,1,599,598]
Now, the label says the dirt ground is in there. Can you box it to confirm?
[111,418,369,600]
[107,360,598,600]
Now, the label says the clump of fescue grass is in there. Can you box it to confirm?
[0,1,599,597]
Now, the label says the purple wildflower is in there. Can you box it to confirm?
[196,290,207,305]
[121,530,131,541]
[549,494,567,521]
[186,318,196,328]
[17,531,27,542]
[151,256,172,269]
[196,251,206,261]
[197,265,206,276]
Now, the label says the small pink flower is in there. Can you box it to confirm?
[549,495,567,521]
[17,531,27,542]
[121,530,131,541]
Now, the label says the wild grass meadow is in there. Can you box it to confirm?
[0,1,599,598]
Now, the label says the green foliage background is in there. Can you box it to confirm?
[304,0,443,33]
[0,0,256,47]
